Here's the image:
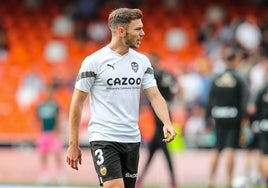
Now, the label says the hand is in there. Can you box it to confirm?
[162,123,177,143]
[66,146,82,170]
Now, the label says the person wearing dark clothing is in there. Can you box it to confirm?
[255,61,268,187]
[136,53,178,188]
[242,103,262,185]
[206,46,249,188]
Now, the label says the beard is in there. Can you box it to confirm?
[124,32,138,49]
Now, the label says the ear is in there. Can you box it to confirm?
[117,26,126,37]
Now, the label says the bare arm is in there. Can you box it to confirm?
[66,88,88,170]
[144,86,176,143]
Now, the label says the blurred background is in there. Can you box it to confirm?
[0,0,267,187]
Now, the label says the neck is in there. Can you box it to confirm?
[108,39,129,55]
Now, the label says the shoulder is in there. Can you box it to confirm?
[83,46,108,62]
[232,70,247,84]
[129,49,150,62]
[80,46,109,69]
[211,72,222,81]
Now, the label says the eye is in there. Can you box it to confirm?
[135,27,143,31]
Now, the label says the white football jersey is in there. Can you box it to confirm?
[75,46,157,143]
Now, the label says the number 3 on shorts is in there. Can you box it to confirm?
[95,149,104,166]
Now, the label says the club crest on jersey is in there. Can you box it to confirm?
[131,62,138,73]
[99,166,107,176]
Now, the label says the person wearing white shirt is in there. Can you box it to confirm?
[66,8,176,188]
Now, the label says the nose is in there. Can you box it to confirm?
[140,29,145,36]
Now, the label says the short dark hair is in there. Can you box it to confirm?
[108,8,142,29]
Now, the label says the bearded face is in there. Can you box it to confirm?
[123,19,144,49]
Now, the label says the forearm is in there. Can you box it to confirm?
[145,87,176,142]
[150,94,176,142]
[150,95,172,125]
[68,101,83,147]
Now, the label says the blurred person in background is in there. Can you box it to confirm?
[242,102,262,186]
[36,85,65,184]
[254,59,268,187]
[183,102,213,149]
[240,19,268,185]
[136,52,178,188]
[205,45,249,188]
[241,58,267,185]
[235,15,261,54]
[66,8,176,188]
[16,70,44,111]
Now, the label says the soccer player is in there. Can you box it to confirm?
[205,46,249,188]
[254,60,268,186]
[243,103,262,185]
[66,8,176,188]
